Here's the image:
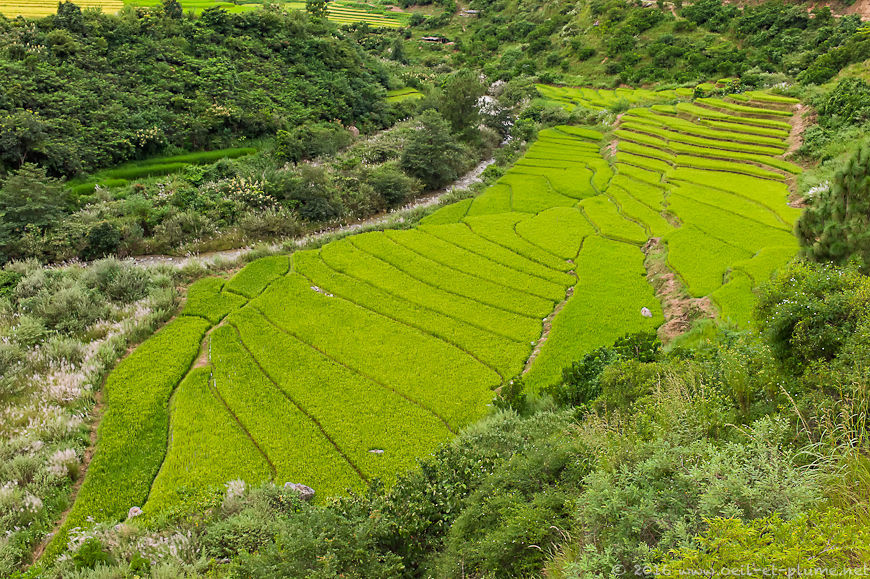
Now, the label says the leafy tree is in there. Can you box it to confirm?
[399,110,465,189]
[0,111,48,170]
[438,69,486,135]
[306,0,328,18]
[796,143,870,269]
[55,1,84,32]
[162,0,183,19]
[390,37,407,63]
[0,164,68,255]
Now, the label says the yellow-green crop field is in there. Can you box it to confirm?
[45,86,803,559]
[0,0,122,17]
[0,0,407,26]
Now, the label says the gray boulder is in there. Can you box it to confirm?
[284,482,316,501]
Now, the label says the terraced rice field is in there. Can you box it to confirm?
[536,83,692,110]
[1,0,406,25]
[0,0,122,17]
[387,87,425,102]
[127,0,258,14]
[284,0,406,27]
[50,88,803,556]
[611,92,801,326]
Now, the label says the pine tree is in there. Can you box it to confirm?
[796,144,870,269]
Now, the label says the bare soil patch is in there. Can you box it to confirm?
[642,238,716,342]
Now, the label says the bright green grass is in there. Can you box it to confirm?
[319,238,541,342]
[144,368,272,517]
[695,97,793,117]
[225,255,289,298]
[665,226,753,297]
[350,232,555,318]
[579,195,649,245]
[420,222,575,284]
[617,128,799,175]
[535,84,684,111]
[499,173,578,213]
[385,229,566,301]
[210,323,365,495]
[614,153,673,176]
[464,213,574,272]
[611,173,667,210]
[700,119,790,139]
[180,277,247,324]
[731,246,797,286]
[230,307,453,481]
[512,166,598,199]
[46,316,211,560]
[710,271,756,327]
[69,147,258,192]
[421,198,473,225]
[668,168,800,224]
[668,182,788,231]
[619,121,785,156]
[676,103,792,131]
[253,274,498,429]
[293,250,529,376]
[667,194,796,253]
[618,141,677,165]
[512,206,594,260]
[625,110,787,148]
[387,88,424,102]
[673,155,786,180]
[467,183,514,216]
[743,91,800,105]
[524,236,663,391]
[607,185,673,237]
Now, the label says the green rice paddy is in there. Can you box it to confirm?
[51,87,803,556]
[1,0,407,27]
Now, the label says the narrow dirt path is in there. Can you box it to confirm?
[642,238,716,341]
[523,281,575,374]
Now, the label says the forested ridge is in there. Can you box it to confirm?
[1,0,870,577]
[0,3,391,177]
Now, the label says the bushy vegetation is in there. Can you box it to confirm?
[0,4,498,263]
[0,257,195,574]
[413,0,870,88]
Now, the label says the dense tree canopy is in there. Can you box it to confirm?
[0,4,393,178]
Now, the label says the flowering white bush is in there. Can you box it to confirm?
[47,449,78,479]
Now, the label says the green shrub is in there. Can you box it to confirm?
[82,221,121,260]
[275,123,351,163]
[400,110,466,189]
[0,270,21,300]
[72,538,113,570]
[756,260,870,370]
[549,346,616,407]
[84,258,152,303]
[663,509,870,575]
[366,161,422,208]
